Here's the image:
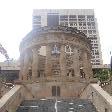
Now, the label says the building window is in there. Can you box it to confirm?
[52,86,60,97]
[69,15,77,21]
[60,15,68,21]
[78,15,85,21]
[87,15,94,21]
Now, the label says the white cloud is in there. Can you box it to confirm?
[0,0,112,64]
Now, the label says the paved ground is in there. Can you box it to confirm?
[16,99,97,112]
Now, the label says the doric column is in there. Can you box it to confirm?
[73,47,80,78]
[45,44,52,77]
[60,44,66,76]
[32,47,39,80]
[23,51,29,80]
[86,52,93,78]
[82,51,91,79]
[19,53,24,80]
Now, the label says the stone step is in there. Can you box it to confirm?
[16,99,97,112]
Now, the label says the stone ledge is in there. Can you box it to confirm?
[0,85,22,112]
[81,84,112,112]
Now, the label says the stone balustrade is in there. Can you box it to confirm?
[0,85,24,112]
[81,84,112,112]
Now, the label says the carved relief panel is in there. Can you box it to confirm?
[66,55,74,67]
[65,44,74,68]
[51,44,60,55]
[51,61,60,76]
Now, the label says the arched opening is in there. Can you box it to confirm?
[39,46,46,56]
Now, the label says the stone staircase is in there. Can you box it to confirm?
[16,99,97,112]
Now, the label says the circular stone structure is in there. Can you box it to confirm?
[19,26,93,98]
[19,26,92,81]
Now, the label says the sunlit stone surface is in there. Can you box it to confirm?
[19,26,92,82]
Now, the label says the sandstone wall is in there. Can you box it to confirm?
[23,82,87,100]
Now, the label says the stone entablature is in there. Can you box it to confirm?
[20,26,91,53]
[19,26,92,82]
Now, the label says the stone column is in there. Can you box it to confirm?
[60,44,66,76]
[19,53,24,80]
[23,51,30,80]
[73,47,80,78]
[32,47,39,80]
[82,51,90,79]
[45,44,52,77]
[86,52,93,78]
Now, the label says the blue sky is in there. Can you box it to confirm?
[0,0,112,64]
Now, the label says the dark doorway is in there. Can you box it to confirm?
[52,86,56,96]
[52,86,60,97]
[105,108,108,112]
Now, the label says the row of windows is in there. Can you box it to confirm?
[91,52,99,55]
[92,55,100,59]
[78,27,86,29]
[60,22,95,27]
[69,19,77,21]
[87,15,94,21]
[78,18,86,21]
[92,63,100,65]
[60,15,94,18]
[88,36,97,39]
[87,22,95,26]
[87,26,95,29]
[59,15,94,20]
[79,22,86,26]
[59,22,96,29]
[91,59,100,62]
[33,15,95,27]
[91,40,98,43]
[79,26,95,30]
[59,19,94,23]
[88,30,96,34]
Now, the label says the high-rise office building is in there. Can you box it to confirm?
[32,9,103,67]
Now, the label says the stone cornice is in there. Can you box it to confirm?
[20,26,91,51]
[22,26,88,41]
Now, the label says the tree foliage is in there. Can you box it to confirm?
[95,69,110,82]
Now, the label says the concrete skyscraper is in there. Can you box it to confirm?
[32,9,103,68]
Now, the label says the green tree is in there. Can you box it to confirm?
[95,69,110,82]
